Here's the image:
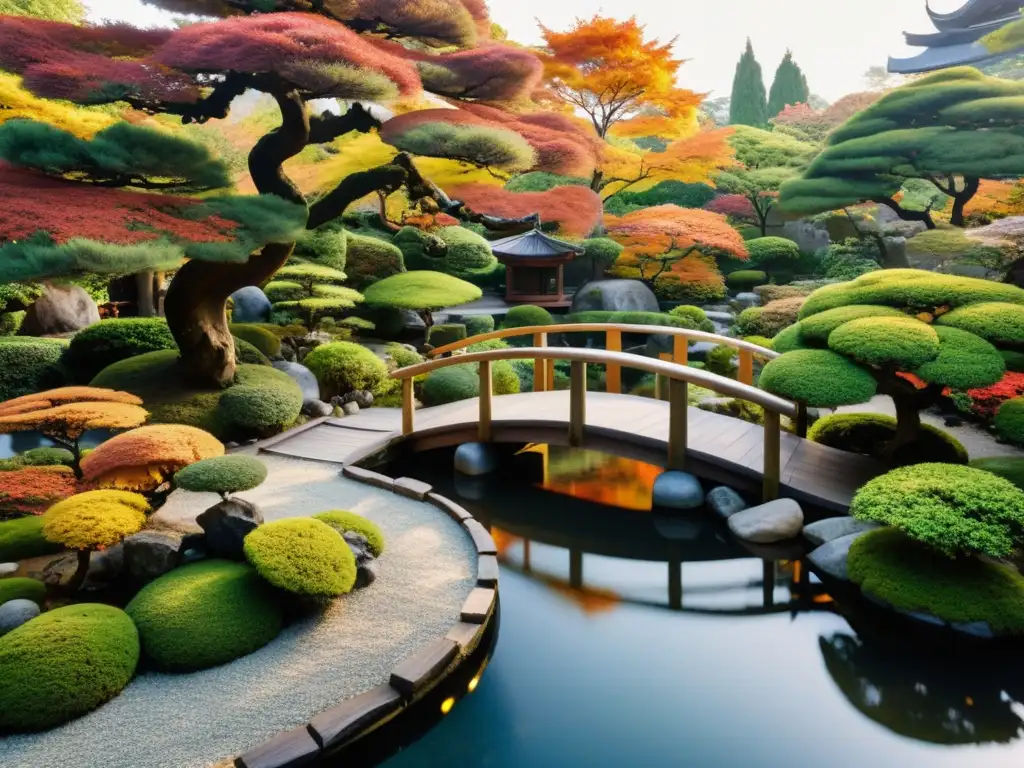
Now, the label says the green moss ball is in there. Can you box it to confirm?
[244,518,356,597]
[0,515,64,562]
[419,360,517,405]
[313,510,386,557]
[303,341,391,399]
[126,559,283,672]
[936,301,1024,346]
[770,323,811,353]
[807,413,967,466]
[759,349,877,407]
[827,316,940,368]
[848,528,1024,634]
[219,382,302,437]
[0,577,45,605]
[228,324,281,358]
[232,337,271,366]
[995,397,1024,447]
[0,603,139,732]
[174,455,268,496]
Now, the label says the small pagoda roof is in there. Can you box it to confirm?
[888,41,998,73]
[926,0,1020,31]
[489,228,585,259]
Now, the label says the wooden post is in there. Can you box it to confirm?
[738,349,754,386]
[569,360,586,446]
[673,334,688,367]
[546,359,556,391]
[795,402,809,438]
[655,352,672,401]
[668,378,688,470]
[479,359,493,442]
[762,410,781,502]
[606,329,622,394]
[533,332,548,392]
[401,378,414,435]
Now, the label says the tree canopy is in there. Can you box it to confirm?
[767,51,810,118]
[729,40,769,128]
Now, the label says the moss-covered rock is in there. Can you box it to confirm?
[63,318,177,384]
[312,510,385,557]
[0,515,64,562]
[126,559,282,672]
[244,518,356,597]
[0,577,45,606]
[808,413,968,466]
[759,348,878,407]
[229,323,282,359]
[0,603,139,732]
[303,341,391,399]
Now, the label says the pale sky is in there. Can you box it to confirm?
[83,0,967,102]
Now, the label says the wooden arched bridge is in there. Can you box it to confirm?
[258,323,883,512]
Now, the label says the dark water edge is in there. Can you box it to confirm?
[0,430,111,459]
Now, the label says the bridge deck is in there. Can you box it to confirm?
[260,391,883,513]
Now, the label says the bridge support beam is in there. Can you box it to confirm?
[668,378,688,470]
[762,410,781,501]
[401,378,414,435]
[606,329,622,394]
[479,359,493,442]
[533,332,548,392]
[738,349,754,386]
[569,360,586,446]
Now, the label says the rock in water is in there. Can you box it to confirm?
[19,285,99,336]
[272,361,320,401]
[455,443,497,476]
[807,532,868,582]
[0,599,40,637]
[124,530,186,583]
[802,517,880,548]
[706,487,747,520]
[570,279,660,314]
[197,499,264,560]
[727,498,803,543]
[302,398,333,418]
[652,471,705,510]
[230,286,272,323]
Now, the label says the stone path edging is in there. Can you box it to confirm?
[232,465,498,768]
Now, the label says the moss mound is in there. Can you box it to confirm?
[232,337,271,366]
[0,604,139,732]
[344,232,405,290]
[827,316,940,368]
[229,323,281,358]
[428,323,467,348]
[746,236,801,268]
[63,318,177,383]
[995,397,1024,446]
[303,341,391,399]
[244,518,356,597]
[848,528,1024,635]
[759,348,877,407]
[0,577,45,605]
[936,302,1024,346]
[174,455,267,496]
[421,359,519,406]
[363,271,482,312]
[851,463,1024,558]
[798,305,907,343]
[913,325,1005,390]
[126,559,282,672]
[970,456,1024,490]
[218,382,302,438]
[0,337,66,402]
[20,447,74,467]
[313,510,385,557]
[726,270,768,290]
[808,413,968,466]
[667,305,714,332]
[735,296,805,337]
[0,515,64,562]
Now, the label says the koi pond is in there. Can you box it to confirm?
[373,445,1024,768]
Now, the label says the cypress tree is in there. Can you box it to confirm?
[729,39,769,128]
[768,50,811,117]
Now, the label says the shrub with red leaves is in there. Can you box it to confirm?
[959,372,1024,419]
[705,194,757,222]
[0,467,80,518]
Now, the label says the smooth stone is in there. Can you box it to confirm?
[20,284,99,336]
[907,610,947,628]
[704,310,734,323]
[123,530,186,583]
[733,292,760,308]
[343,401,360,416]
[652,471,704,511]
[570,278,660,314]
[196,498,264,560]
[806,532,867,582]
[355,560,378,589]
[393,477,432,500]
[803,517,881,548]
[0,562,17,578]
[727,498,803,544]
[272,361,320,401]
[706,486,747,520]
[953,621,995,639]
[0,599,40,636]
[454,442,498,476]
[230,286,272,324]
[687,341,717,361]
[343,532,374,568]
[302,398,333,418]
[352,390,374,408]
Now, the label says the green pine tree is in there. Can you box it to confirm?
[768,50,811,117]
[729,39,769,128]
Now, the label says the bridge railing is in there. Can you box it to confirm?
[427,322,779,394]
[391,346,799,501]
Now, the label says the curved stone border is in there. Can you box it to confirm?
[232,465,498,768]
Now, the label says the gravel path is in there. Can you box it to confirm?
[0,455,476,768]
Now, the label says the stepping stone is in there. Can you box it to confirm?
[807,532,868,582]
[803,517,880,547]
[652,471,704,510]
[706,486,747,520]
[454,442,498,476]
[727,498,803,544]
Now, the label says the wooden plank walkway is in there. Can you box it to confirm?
[260,392,883,513]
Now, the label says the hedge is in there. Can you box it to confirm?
[0,515,64,561]
[20,447,74,467]
[808,413,968,466]
[263,280,306,303]
[0,337,67,402]
[847,528,1024,634]
[63,318,177,384]
[504,305,554,329]
[995,397,1024,446]
[0,576,45,605]
[394,226,496,280]
[243,518,356,597]
[581,238,624,271]
[312,510,385,557]
[421,360,519,406]
[667,305,714,332]
[126,559,282,671]
[174,455,268,497]
[229,323,281,358]
[726,270,768,290]
[851,463,1024,557]
[219,382,302,438]
[344,232,405,289]
[43,490,149,552]
[735,296,805,337]
[303,341,391,399]
[758,349,878,407]
[463,315,495,336]
[428,323,468,348]
[746,236,801,270]
[384,343,423,369]
[970,456,1024,490]
[827,316,940,368]
[0,603,139,732]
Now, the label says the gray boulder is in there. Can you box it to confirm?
[401,310,427,329]
[197,498,264,559]
[807,532,866,582]
[652,471,704,510]
[230,286,272,323]
[0,599,40,637]
[455,442,498,476]
[273,361,320,400]
[733,292,760,309]
[302,398,333,418]
[687,341,717,361]
[124,530,186,583]
[356,560,378,589]
[706,487,747,520]
[570,279,659,314]
[343,532,377,590]
[342,401,360,416]
[727,498,803,544]
[0,562,17,578]
[781,219,830,255]
[703,310,734,324]
[803,517,880,548]
[20,285,99,336]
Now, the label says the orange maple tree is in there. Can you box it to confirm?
[0,466,80,518]
[447,183,603,236]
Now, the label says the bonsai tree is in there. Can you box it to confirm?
[42,489,150,591]
[760,270,1024,458]
[173,455,267,500]
[81,424,224,492]
[0,387,149,478]
[264,263,364,327]
[362,271,482,329]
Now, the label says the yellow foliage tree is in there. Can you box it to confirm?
[0,73,115,138]
[598,129,736,199]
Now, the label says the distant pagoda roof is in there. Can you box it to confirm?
[889,0,1021,73]
[489,228,585,259]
